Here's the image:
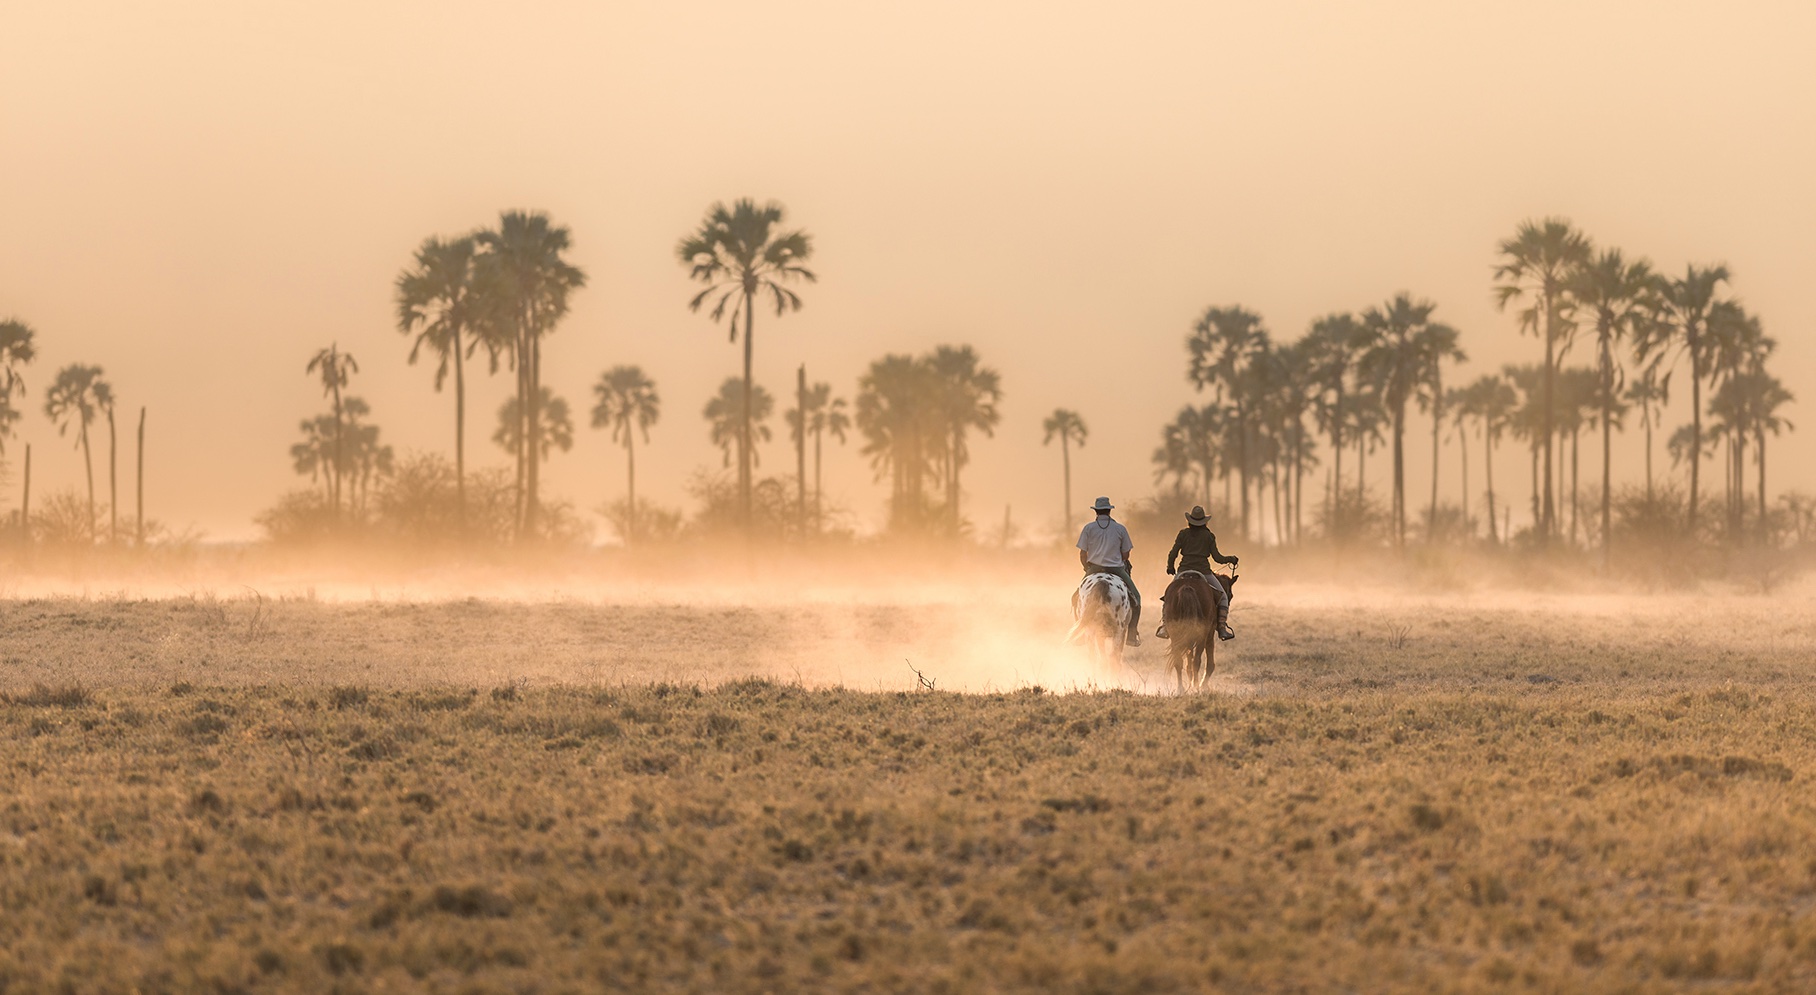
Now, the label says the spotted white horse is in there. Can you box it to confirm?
[1067,572,1133,667]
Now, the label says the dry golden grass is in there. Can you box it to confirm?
[2,587,1816,992]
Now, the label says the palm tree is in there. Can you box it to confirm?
[677,199,815,528]
[1555,367,1601,546]
[1303,313,1365,525]
[1570,248,1654,564]
[1473,374,1519,544]
[1502,363,1548,536]
[1357,293,1445,547]
[927,345,1002,534]
[494,387,574,468]
[1639,264,1732,537]
[856,354,939,531]
[396,234,485,531]
[1414,321,1465,542]
[787,381,849,533]
[1187,306,1269,538]
[1705,303,1771,538]
[704,377,773,470]
[1494,218,1592,544]
[43,364,110,543]
[305,344,358,522]
[290,414,338,502]
[477,211,587,538]
[1445,385,1475,537]
[1624,366,1670,502]
[1042,409,1088,530]
[590,366,660,545]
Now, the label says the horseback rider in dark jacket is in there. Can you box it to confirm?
[1158,505,1238,641]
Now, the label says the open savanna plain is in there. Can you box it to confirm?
[4,577,1816,994]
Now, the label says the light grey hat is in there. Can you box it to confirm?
[1091,496,1114,513]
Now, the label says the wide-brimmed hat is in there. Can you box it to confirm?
[1091,496,1114,513]
[1185,505,1209,525]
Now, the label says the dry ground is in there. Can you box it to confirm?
[3,587,1816,993]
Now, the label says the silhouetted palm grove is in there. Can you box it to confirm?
[2,210,1806,570]
[1151,217,1799,571]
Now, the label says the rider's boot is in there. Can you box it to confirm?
[1217,605,1235,641]
[1126,605,1142,647]
[1155,621,1170,639]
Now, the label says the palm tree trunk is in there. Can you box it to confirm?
[81,421,95,543]
[1236,407,1250,540]
[526,334,542,537]
[454,325,467,535]
[1060,432,1071,530]
[136,408,145,547]
[513,338,526,536]
[796,365,807,537]
[1428,381,1441,540]
[20,443,29,548]
[740,292,755,529]
[1529,442,1539,534]
[107,406,117,545]
[1644,411,1655,503]
[1459,420,1470,539]
[813,427,824,534]
[1688,342,1703,535]
[1392,404,1405,548]
[1570,428,1580,547]
[1294,426,1305,545]
[1758,425,1768,545]
[626,429,637,545]
[1485,427,1498,544]
[331,377,344,523]
[1541,296,1556,544]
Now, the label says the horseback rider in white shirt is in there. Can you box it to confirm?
[1076,496,1141,647]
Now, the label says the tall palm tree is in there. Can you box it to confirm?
[1570,248,1655,564]
[927,345,1002,534]
[1357,293,1443,547]
[1494,218,1592,544]
[305,344,358,522]
[677,199,815,528]
[856,354,939,531]
[1705,303,1771,538]
[1623,366,1669,502]
[396,234,485,531]
[1502,363,1548,536]
[1042,409,1088,530]
[704,377,773,470]
[789,382,848,533]
[43,365,110,543]
[1187,306,1268,538]
[590,365,660,545]
[494,387,574,468]
[1303,313,1365,525]
[1639,264,1732,537]
[1445,385,1476,537]
[1414,321,1465,541]
[477,211,587,538]
[1471,374,1519,544]
[1555,367,1601,546]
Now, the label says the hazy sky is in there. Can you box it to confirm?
[5,0,1813,541]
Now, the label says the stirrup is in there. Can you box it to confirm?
[1218,626,1235,642]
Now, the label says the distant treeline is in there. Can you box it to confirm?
[1,213,1803,564]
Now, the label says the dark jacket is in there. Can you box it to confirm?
[1167,525,1234,575]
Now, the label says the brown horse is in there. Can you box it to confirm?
[1161,570,1237,691]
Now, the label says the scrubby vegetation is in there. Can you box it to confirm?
[2,593,1815,992]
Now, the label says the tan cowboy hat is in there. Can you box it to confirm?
[1091,496,1114,513]
[1185,506,1208,525]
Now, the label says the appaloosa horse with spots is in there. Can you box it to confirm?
[1068,572,1132,669]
